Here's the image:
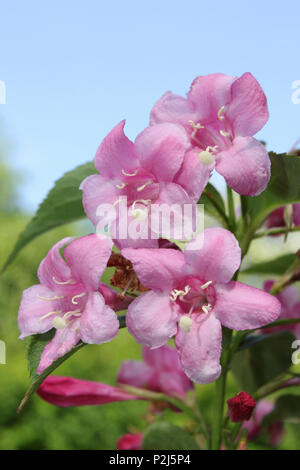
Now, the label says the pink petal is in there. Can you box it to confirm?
[117,433,143,450]
[37,238,74,294]
[293,203,300,226]
[226,72,269,137]
[174,148,213,202]
[121,247,185,291]
[214,281,281,330]
[143,344,180,370]
[79,292,119,344]
[64,234,112,292]
[216,136,270,196]
[150,91,198,131]
[94,120,139,177]
[117,361,153,388]
[80,174,119,227]
[37,376,141,407]
[187,73,235,122]
[135,123,189,182]
[18,285,58,339]
[37,319,81,374]
[126,291,179,348]
[98,282,132,311]
[185,227,241,283]
[156,371,193,397]
[175,313,222,384]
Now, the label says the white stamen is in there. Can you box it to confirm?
[170,285,191,302]
[179,315,193,333]
[188,120,204,142]
[52,277,76,285]
[121,169,138,177]
[201,280,212,290]
[220,130,231,138]
[218,105,225,121]
[130,199,151,220]
[72,293,87,305]
[37,295,64,301]
[137,181,152,192]
[63,309,82,320]
[202,303,211,315]
[39,310,60,322]
[116,183,126,190]
[53,316,67,330]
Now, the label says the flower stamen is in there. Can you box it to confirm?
[121,169,138,177]
[72,292,87,305]
[170,285,191,302]
[52,277,76,285]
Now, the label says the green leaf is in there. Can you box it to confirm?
[27,330,56,381]
[242,254,296,275]
[231,331,295,393]
[198,183,228,226]
[263,394,300,425]
[240,153,300,254]
[2,161,95,272]
[142,422,200,450]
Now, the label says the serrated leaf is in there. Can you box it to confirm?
[2,162,95,272]
[142,422,200,450]
[242,254,296,275]
[231,331,295,393]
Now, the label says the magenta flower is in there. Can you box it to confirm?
[265,204,300,231]
[37,375,141,407]
[80,121,212,248]
[121,228,281,384]
[227,391,256,423]
[263,280,300,338]
[18,234,121,373]
[150,73,270,196]
[243,399,284,446]
[117,433,143,450]
[118,345,193,398]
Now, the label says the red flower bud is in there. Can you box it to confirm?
[227,391,256,423]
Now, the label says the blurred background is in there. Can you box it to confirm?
[1,0,300,449]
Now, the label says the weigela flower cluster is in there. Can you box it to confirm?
[18,72,281,384]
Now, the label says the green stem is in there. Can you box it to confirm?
[261,317,300,329]
[227,186,236,232]
[203,188,230,228]
[254,226,300,239]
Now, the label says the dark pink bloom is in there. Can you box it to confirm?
[18,234,121,373]
[117,433,143,450]
[243,399,284,446]
[37,376,141,407]
[118,345,193,398]
[150,73,270,196]
[80,121,212,248]
[265,204,300,231]
[227,391,256,423]
[122,228,281,384]
[263,280,300,338]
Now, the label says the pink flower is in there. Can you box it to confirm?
[150,73,270,196]
[243,399,284,446]
[118,345,193,398]
[80,121,212,248]
[227,391,256,423]
[18,234,121,373]
[117,433,143,450]
[37,375,141,406]
[121,228,281,384]
[263,280,300,338]
[265,204,300,231]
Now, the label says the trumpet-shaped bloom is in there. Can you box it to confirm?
[150,73,270,196]
[118,345,193,398]
[80,121,212,248]
[18,234,120,373]
[263,280,300,338]
[122,228,281,384]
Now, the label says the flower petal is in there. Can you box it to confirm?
[185,227,241,283]
[94,120,139,177]
[121,247,185,291]
[226,72,269,137]
[126,291,179,348]
[98,282,132,311]
[18,285,57,339]
[175,313,222,384]
[214,281,281,330]
[150,91,198,131]
[117,361,153,388]
[64,234,112,292]
[37,238,74,293]
[216,136,270,196]
[37,319,81,374]
[135,123,189,182]
[79,292,119,344]
[37,376,141,407]
[80,174,119,227]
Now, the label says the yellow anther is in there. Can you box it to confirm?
[218,105,225,121]
[220,130,231,138]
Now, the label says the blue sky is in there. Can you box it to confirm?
[1,0,300,211]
